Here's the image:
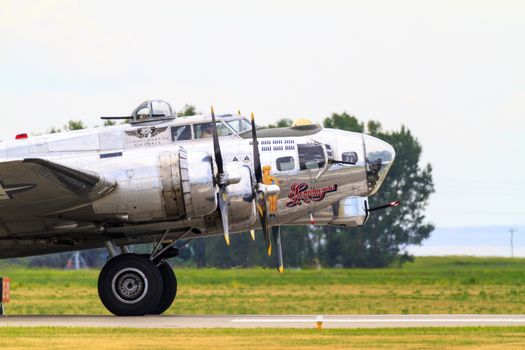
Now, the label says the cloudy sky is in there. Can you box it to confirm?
[0,0,524,228]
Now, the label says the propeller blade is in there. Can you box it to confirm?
[210,106,224,176]
[219,190,230,246]
[257,194,271,256]
[250,112,271,254]
[211,106,230,245]
[250,112,262,184]
[250,229,255,241]
[272,226,284,274]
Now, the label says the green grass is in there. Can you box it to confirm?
[1,327,525,349]
[2,256,525,315]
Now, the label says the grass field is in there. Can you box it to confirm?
[2,256,525,315]
[1,327,525,349]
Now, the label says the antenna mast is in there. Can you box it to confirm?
[510,228,516,258]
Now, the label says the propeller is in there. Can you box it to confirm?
[211,108,283,270]
[211,106,231,245]
[250,112,272,256]
[272,226,284,274]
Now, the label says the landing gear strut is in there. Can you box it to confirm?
[97,253,178,316]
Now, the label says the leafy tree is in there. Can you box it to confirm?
[104,119,116,126]
[177,105,198,117]
[268,118,293,128]
[323,112,364,132]
[322,113,434,267]
[66,120,87,131]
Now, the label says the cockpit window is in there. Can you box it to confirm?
[227,118,251,133]
[298,144,326,170]
[194,122,233,139]
[171,125,192,141]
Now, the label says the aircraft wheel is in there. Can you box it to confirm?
[98,253,163,316]
[150,262,178,315]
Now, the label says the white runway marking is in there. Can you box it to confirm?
[2,315,525,328]
[232,318,525,323]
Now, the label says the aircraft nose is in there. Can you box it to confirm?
[363,134,396,195]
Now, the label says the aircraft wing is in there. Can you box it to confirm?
[0,158,116,219]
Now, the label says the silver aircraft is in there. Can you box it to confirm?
[0,100,397,316]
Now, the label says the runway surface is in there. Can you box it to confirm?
[2,315,525,328]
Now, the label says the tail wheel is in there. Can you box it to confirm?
[150,262,178,315]
[98,253,163,316]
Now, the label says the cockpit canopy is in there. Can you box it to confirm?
[131,100,175,122]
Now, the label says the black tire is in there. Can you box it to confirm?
[98,254,163,316]
[150,263,178,315]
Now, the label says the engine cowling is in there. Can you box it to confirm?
[159,148,217,220]
[223,162,257,230]
[94,148,256,225]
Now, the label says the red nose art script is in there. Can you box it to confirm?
[285,183,338,208]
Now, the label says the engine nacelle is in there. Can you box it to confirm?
[160,149,217,220]
[224,163,257,230]
[94,148,216,222]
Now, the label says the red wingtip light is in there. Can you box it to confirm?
[15,133,28,140]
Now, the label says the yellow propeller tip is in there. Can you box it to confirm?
[211,106,215,114]
[251,112,255,121]
[224,235,230,246]
[278,266,284,274]
[250,230,255,241]
[267,245,272,256]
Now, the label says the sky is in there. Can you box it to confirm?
[408,225,525,257]
[0,0,524,228]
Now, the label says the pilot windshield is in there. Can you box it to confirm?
[194,122,233,139]
[226,118,251,133]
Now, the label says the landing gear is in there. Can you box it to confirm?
[97,253,178,316]
[150,262,177,315]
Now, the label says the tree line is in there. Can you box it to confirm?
[14,107,434,269]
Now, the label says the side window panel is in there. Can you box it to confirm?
[298,144,326,170]
[171,125,192,141]
[342,151,358,164]
[276,156,295,171]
